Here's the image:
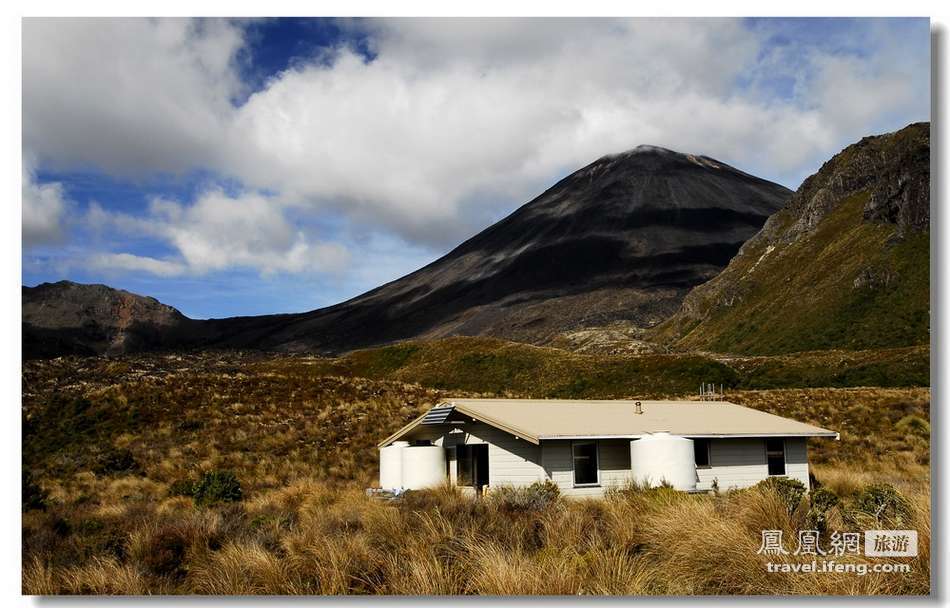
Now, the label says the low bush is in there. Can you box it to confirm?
[490,481,561,513]
[805,487,840,532]
[23,470,47,511]
[94,448,141,476]
[852,483,911,526]
[753,477,806,514]
[193,471,243,507]
[168,478,196,498]
[139,528,187,578]
[895,414,930,437]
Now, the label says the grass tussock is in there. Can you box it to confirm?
[23,476,930,595]
[22,352,930,595]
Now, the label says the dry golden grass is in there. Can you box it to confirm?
[22,474,930,595]
[22,352,931,595]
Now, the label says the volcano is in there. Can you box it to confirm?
[24,145,791,357]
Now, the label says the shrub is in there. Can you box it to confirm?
[490,481,561,513]
[754,477,806,514]
[168,478,196,498]
[895,415,930,437]
[94,448,141,476]
[806,487,840,531]
[606,479,680,503]
[193,471,243,507]
[139,529,187,578]
[853,483,911,525]
[22,470,47,511]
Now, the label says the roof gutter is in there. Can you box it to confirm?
[537,431,840,440]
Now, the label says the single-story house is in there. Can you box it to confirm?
[378,399,838,496]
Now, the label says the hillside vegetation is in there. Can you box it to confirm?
[258,336,929,395]
[655,123,930,355]
[22,350,929,594]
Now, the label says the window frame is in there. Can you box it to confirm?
[571,439,600,487]
[765,438,786,476]
[694,438,711,469]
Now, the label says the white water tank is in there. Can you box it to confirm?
[379,441,409,491]
[629,432,697,491]
[400,445,447,490]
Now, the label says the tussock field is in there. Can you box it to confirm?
[22,348,930,595]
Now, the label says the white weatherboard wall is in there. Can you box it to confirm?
[396,422,811,495]
[438,422,547,487]
[695,437,809,491]
[542,439,631,497]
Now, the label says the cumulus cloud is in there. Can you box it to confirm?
[23,17,931,256]
[22,17,244,174]
[223,18,783,244]
[23,163,68,247]
[87,190,349,277]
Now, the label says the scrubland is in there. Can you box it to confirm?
[22,347,930,595]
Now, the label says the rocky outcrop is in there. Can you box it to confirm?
[653,122,931,355]
[22,281,196,358]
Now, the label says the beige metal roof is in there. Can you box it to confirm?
[379,398,838,446]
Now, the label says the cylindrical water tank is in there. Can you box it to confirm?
[379,441,409,491]
[400,445,446,490]
[629,432,697,491]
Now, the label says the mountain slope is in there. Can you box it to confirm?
[653,122,930,355]
[22,281,197,358]
[199,146,790,353]
[23,145,791,358]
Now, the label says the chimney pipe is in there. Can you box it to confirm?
[635,401,643,415]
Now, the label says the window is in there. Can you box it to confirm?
[572,440,599,486]
[766,438,786,476]
[694,439,711,468]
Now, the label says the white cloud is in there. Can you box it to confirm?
[86,190,349,277]
[23,17,931,255]
[89,253,187,277]
[22,17,244,174]
[22,163,68,247]
[220,18,930,245]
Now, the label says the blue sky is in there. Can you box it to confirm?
[22,18,930,318]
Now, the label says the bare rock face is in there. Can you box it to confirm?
[654,122,930,355]
[23,145,791,358]
[788,122,929,238]
[22,281,194,358]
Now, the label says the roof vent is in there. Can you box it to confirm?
[635,401,643,415]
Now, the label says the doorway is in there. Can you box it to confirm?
[458,444,490,493]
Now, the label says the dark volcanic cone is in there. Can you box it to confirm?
[201,145,791,352]
[23,145,791,357]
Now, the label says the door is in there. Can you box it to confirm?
[458,444,490,493]
[473,444,489,491]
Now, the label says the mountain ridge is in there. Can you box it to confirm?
[23,144,790,358]
[652,121,930,355]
